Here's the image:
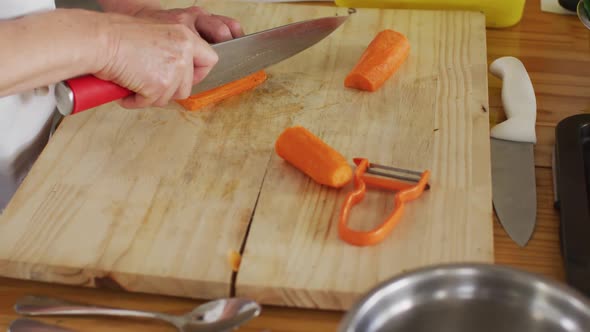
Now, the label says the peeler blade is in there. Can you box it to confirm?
[353,158,430,189]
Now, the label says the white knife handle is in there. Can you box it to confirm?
[489,56,537,144]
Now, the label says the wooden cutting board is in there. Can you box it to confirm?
[0,0,493,311]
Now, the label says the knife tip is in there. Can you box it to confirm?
[512,233,533,248]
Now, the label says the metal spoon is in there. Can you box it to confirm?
[577,0,590,29]
[14,296,261,332]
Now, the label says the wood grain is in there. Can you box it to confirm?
[0,97,273,299]
[0,0,587,330]
[236,7,493,310]
[534,124,556,168]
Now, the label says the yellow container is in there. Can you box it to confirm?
[334,0,526,28]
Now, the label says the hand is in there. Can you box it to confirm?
[134,7,245,43]
[95,13,218,109]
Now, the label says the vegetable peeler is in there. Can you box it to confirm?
[338,158,430,246]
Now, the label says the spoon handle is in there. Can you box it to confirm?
[15,296,162,321]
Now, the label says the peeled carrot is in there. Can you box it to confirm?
[275,126,352,188]
[176,70,267,111]
[345,30,410,92]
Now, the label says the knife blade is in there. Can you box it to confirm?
[489,56,537,247]
[52,15,348,120]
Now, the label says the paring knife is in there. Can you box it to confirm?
[49,15,349,134]
[489,56,537,247]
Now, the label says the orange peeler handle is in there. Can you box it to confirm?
[338,158,430,246]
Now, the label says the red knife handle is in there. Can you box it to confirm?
[57,75,133,115]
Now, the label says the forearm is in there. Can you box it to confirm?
[0,9,111,97]
[97,0,161,15]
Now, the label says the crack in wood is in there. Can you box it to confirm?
[229,153,274,297]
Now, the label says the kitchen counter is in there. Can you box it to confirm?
[0,1,588,331]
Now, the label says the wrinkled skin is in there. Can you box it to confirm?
[97,6,245,108]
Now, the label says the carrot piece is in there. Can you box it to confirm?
[176,70,267,111]
[275,126,352,188]
[345,30,410,92]
[228,250,241,272]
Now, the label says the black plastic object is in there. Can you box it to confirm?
[559,0,580,11]
[554,113,590,297]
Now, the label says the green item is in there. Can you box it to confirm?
[585,0,590,19]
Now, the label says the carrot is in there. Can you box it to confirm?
[176,70,267,111]
[227,250,241,272]
[275,126,352,188]
[345,30,410,92]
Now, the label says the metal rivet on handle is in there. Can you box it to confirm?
[55,82,74,116]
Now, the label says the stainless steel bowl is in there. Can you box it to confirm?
[339,264,590,332]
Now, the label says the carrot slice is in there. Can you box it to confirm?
[176,70,267,111]
[275,126,352,188]
[345,30,410,92]
[228,250,241,272]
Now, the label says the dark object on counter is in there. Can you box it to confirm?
[559,0,580,11]
[553,113,590,298]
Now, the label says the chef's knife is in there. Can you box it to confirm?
[489,56,537,247]
[49,15,348,134]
